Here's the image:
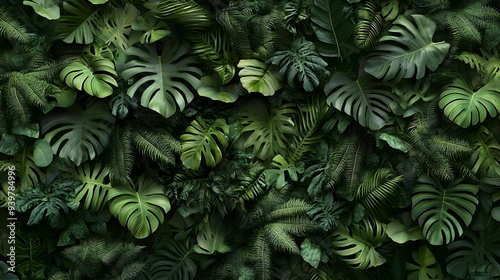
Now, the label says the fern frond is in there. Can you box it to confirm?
[354,0,383,50]
[132,126,180,166]
[235,164,268,204]
[106,123,134,182]
[431,134,473,160]
[290,95,329,162]
[252,232,272,280]
[267,198,312,220]
[355,168,403,218]
[263,223,301,254]
[0,6,30,43]
[217,7,253,58]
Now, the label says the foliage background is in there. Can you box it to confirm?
[1,0,500,279]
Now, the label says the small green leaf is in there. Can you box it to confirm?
[379,133,409,153]
[386,220,424,244]
[238,59,282,96]
[300,238,322,268]
[491,207,500,222]
[32,139,53,167]
[197,76,239,103]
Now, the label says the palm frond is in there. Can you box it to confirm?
[354,0,383,51]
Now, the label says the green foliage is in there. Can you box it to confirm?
[197,75,239,102]
[108,174,171,239]
[131,13,170,45]
[154,0,212,31]
[23,0,60,20]
[354,0,383,50]
[61,54,118,98]
[181,117,229,170]
[60,238,145,280]
[406,246,442,280]
[457,47,500,83]
[386,220,424,244]
[193,217,231,255]
[145,238,197,280]
[0,6,30,43]
[238,59,282,96]
[439,78,500,128]
[446,222,500,278]
[324,72,395,130]
[240,99,297,160]
[0,260,18,280]
[355,168,403,219]
[365,15,450,82]
[41,98,115,166]
[122,41,201,118]
[70,161,111,213]
[331,218,387,270]
[17,178,81,227]
[411,174,479,245]
[268,37,329,92]
[56,0,103,44]
[308,192,345,231]
[470,125,500,178]
[311,0,355,58]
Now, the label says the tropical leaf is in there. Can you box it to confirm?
[180,117,229,170]
[311,0,355,58]
[32,138,53,167]
[267,37,329,92]
[240,99,297,160]
[470,126,500,178]
[23,0,60,20]
[41,98,115,166]
[365,15,450,82]
[69,161,111,213]
[197,75,239,103]
[97,4,140,57]
[238,59,282,96]
[411,174,479,245]
[457,47,500,83]
[332,218,387,270]
[446,222,500,279]
[108,174,171,239]
[193,218,231,255]
[60,55,118,98]
[355,168,403,219]
[324,72,395,130]
[386,220,424,244]
[153,0,212,31]
[131,13,170,45]
[56,0,103,44]
[1,145,45,190]
[147,239,197,280]
[406,246,441,280]
[122,41,201,118]
[354,0,383,50]
[439,79,500,128]
[0,6,30,43]
[284,0,310,34]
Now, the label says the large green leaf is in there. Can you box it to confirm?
[240,99,297,160]
[193,218,231,255]
[332,218,387,270]
[267,37,328,92]
[439,79,500,128]
[411,174,479,245]
[470,126,500,178]
[324,72,395,130]
[41,98,115,166]
[180,118,228,170]
[56,0,103,44]
[386,220,424,244]
[70,161,111,213]
[122,41,201,118]
[153,0,212,31]
[406,246,441,280]
[311,0,355,58]
[108,174,170,239]
[146,239,197,280]
[238,59,282,96]
[365,14,450,82]
[60,55,118,98]
[446,223,500,278]
[23,0,60,20]
[197,75,239,103]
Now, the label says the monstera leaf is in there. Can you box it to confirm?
[365,15,450,82]
[180,117,229,170]
[197,76,239,103]
[470,126,500,178]
[194,218,231,255]
[411,174,479,245]
[41,98,115,166]
[122,42,201,118]
[70,161,111,213]
[56,0,103,44]
[108,174,171,239]
[238,59,282,96]
[324,72,395,130]
[23,0,60,20]
[97,4,140,57]
[61,55,118,98]
[406,246,442,280]
[132,13,170,44]
[439,79,500,128]
[446,223,500,278]
[311,0,355,58]
[332,218,387,270]
[241,99,297,160]
[146,239,197,280]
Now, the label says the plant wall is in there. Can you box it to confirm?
[1,0,500,279]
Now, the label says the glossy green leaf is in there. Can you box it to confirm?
[197,76,239,103]
[32,138,53,167]
[386,220,424,244]
[238,59,282,96]
[23,0,60,20]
